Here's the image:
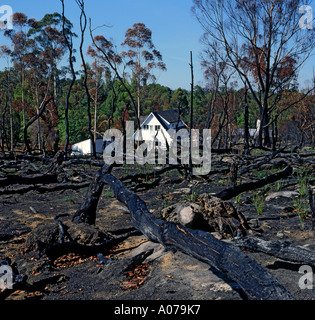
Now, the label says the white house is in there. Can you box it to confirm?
[71,138,104,155]
[134,110,189,150]
[71,110,189,156]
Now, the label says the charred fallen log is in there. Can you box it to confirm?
[0,151,67,189]
[132,177,162,192]
[45,151,66,175]
[238,150,286,176]
[234,236,315,265]
[22,219,139,262]
[215,166,293,200]
[0,151,87,195]
[99,169,293,300]
[59,158,104,169]
[0,173,58,188]
[121,165,183,182]
[0,181,90,196]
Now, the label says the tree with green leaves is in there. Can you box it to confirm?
[171,87,189,119]
[2,12,34,137]
[28,12,73,101]
[121,23,166,120]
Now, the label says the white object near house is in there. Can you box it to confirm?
[233,120,262,139]
[134,110,189,150]
[71,139,104,155]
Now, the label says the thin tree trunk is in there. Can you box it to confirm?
[37,110,41,150]
[89,24,141,132]
[9,102,14,153]
[262,101,271,147]
[189,51,194,174]
[136,81,141,149]
[21,68,26,150]
[24,98,53,154]
[77,0,96,158]
[53,72,57,100]
[137,82,141,122]
[274,113,279,149]
[33,83,42,151]
[61,0,76,157]
[94,86,98,144]
[244,87,250,155]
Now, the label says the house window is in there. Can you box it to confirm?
[155,125,161,131]
[143,125,149,130]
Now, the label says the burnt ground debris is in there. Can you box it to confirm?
[0,150,314,300]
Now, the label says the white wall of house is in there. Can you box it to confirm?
[142,114,169,149]
[71,139,104,155]
[135,113,187,150]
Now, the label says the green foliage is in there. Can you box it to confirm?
[252,190,265,216]
[142,83,172,114]
[1,11,314,153]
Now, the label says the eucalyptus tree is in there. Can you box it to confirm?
[121,23,166,120]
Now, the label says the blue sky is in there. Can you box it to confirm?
[1,0,314,90]
[1,0,205,90]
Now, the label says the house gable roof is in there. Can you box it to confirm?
[134,110,188,139]
[153,110,181,124]
[152,112,170,131]
[140,110,184,128]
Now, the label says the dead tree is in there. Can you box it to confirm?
[243,86,250,155]
[309,187,315,231]
[215,166,293,200]
[189,51,194,176]
[234,237,315,265]
[61,0,76,157]
[76,0,96,158]
[0,151,71,195]
[72,163,294,300]
[72,164,114,224]
[103,168,293,300]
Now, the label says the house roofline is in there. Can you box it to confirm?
[137,110,189,133]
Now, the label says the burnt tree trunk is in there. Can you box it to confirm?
[189,51,194,176]
[215,166,293,200]
[0,173,58,188]
[77,0,96,158]
[73,164,294,300]
[61,0,76,157]
[100,170,293,300]
[309,187,315,231]
[72,164,114,225]
[243,86,250,155]
[234,237,315,265]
